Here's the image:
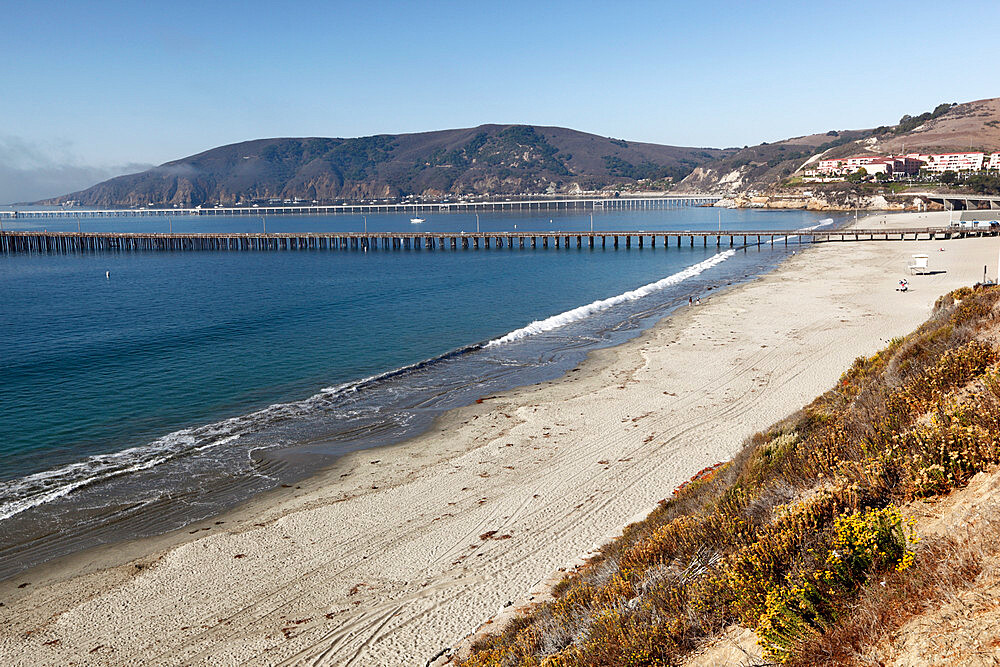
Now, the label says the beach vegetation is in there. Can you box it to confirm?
[459,284,1000,666]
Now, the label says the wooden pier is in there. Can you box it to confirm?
[0,228,979,255]
[0,195,720,221]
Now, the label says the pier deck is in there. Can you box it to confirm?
[0,228,979,254]
[0,195,720,220]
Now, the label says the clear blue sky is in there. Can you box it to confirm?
[2,0,1000,199]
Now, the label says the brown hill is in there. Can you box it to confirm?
[872,97,1000,154]
[38,125,732,208]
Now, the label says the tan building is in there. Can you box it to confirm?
[862,159,891,176]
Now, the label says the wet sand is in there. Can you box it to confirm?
[2,211,993,666]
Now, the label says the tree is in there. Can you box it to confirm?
[940,170,958,185]
[846,168,868,184]
[932,103,956,117]
[965,173,1000,195]
[876,171,890,182]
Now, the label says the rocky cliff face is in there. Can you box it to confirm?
[713,180,949,212]
[39,125,732,207]
[715,193,923,211]
[673,129,873,195]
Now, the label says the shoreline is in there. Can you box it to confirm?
[0,275,749,594]
[0,240,771,585]
[2,210,991,666]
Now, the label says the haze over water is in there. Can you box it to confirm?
[0,207,838,578]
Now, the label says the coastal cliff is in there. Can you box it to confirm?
[714,189,920,212]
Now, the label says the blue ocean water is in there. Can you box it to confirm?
[0,207,840,577]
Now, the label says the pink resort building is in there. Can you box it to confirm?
[814,151,997,178]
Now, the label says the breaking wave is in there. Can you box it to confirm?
[486,250,737,347]
[0,340,493,523]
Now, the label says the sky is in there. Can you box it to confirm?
[3,0,1000,202]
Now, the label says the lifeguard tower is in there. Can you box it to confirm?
[908,254,930,275]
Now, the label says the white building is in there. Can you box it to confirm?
[816,154,923,177]
[816,158,844,174]
[919,152,985,173]
[816,155,881,175]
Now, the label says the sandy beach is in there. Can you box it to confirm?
[3,210,997,666]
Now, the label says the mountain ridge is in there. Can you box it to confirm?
[39,125,732,207]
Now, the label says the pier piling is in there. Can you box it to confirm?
[0,227,969,256]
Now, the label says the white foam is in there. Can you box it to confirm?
[0,451,174,521]
[0,426,241,521]
[764,218,838,246]
[321,378,369,394]
[0,350,465,522]
[797,218,835,232]
[0,360,418,522]
[486,250,737,347]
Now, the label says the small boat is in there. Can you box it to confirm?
[410,217,425,224]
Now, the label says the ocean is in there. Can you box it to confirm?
[0,206,841,578]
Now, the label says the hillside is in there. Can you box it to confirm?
[458,284,1000,666]
[677,97,1000,195]
[39,126,732,207]
[677,128,872,193]
[867,97,1000,155]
